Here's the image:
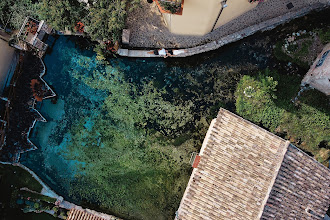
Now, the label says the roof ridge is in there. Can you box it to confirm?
[257,140,290,219]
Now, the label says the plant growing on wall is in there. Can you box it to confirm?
[159,0,181,14]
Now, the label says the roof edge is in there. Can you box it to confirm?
[218,108,288,142]
[257,140,290,219]
[176,118,217,219]
[289,143,330,170]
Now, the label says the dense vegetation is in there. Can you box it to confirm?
[273,22,330,69]
[1,0,139,42]
[235,70,330,166]
[0,0,38,29]
[0,164,58,219]
[65,57,194,219]
[38,0,87,31]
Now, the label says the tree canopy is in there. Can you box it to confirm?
[235,70,330,166]
[0,0,38,29]
[84,0,127,41]
[235,71,284,131]
[38,0,87,31]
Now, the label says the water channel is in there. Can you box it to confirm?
[19,9,329,220]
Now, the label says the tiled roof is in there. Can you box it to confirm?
[176,108,289,220]
[261,144,330,219]
[176,108,330,219]
[67,209,106,220]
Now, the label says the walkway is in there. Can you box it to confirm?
[121,0,329,57]
[126,0,329,48]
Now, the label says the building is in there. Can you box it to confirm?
[176,108,330,219]
[67,208,121,220]
[17,17,53,57]
[302,43,330,96]
[67,209,105,220]
[154,0,258,35]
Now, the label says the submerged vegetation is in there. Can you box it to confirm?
[66,57,195,219]
[2,7,328,220]
[58,50,250,219]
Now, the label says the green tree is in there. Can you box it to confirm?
[235,70,330,165]
[38,0,87,31]
[84,0,126,41]
[84,0,140,41]
[235,71,284,131]
[0,0,38,29]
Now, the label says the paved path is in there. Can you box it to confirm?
[120,0,329,57]
[127,0,329,49]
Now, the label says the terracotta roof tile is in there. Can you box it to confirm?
[261,144,330,219]
[67,209,106,220]
[176,109,288,220]
[176,108,330,220]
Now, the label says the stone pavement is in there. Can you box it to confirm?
[126,0,329,49]
[121,0,329,57]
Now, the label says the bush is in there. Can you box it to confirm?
[235,70,330,165]
[34,202,40,210]
[235,71,284,131]
[317,29,330,44]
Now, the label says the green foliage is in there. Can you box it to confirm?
[19,190,57,203]
[84,0,127,41]
[273,41,292,62]
[0,164,43,193]
[235,70,330,164]
[296,40,312,57]
[279,91,330,154]
[0,164,51,219]
[235,71,284,131]
[317,29,330,44]
[93,43,107,62]
[0,0,39,29]
[52,206,58,212]
[159,1,181,14]
[273,41,309,69]
[38,0,87,30]
[34,202,40,210]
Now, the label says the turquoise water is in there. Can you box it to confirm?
[22,37,108,195]
[20,36,271,219]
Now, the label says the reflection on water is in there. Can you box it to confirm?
[20,36,270,219]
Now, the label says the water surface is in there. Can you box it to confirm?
[21,35,271,219]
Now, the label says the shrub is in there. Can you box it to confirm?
[235,72,284,131]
